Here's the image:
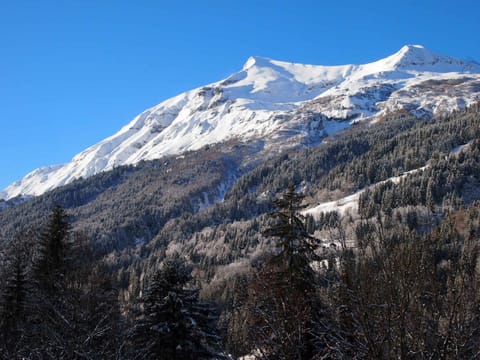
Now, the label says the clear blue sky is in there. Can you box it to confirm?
[1,0,479,190]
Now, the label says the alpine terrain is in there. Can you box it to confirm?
[2,44,479,199]
[2,45,480,359]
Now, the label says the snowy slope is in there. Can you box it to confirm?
[304,166,428,219]
[2,45,480,200]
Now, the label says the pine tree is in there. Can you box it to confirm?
[128,258,227,359]
[25,205,74,357]
[33,204,70,292]
[246,185,323,359]
[262,184,319,286]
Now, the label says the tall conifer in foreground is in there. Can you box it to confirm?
[128,257,227,359]
[246,185,323,359]
[33,204,70,292]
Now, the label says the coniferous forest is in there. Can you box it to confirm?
[1,103,480,358]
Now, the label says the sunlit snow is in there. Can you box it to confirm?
[2,45,480,200]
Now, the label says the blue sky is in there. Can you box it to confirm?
[1,0,479,190]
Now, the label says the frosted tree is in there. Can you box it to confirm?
[246,185,323,359]
[262,184,319,286]
[128,257,227,359]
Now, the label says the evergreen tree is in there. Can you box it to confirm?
[15,218,124,358]
[128,258,227,359]
[33,204,70,292]
[246,185,323,359]
[263,184,319,284]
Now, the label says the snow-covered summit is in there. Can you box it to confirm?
[242,56,272,70]
[379,44,480,72]
[2,45,480,200]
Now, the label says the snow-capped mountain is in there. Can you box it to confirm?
[2,45,480,200]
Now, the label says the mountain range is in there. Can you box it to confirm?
[2,44,480,200]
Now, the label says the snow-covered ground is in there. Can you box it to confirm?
[304,166,428,219]
[305,191,364,218]
[2,45,480,200]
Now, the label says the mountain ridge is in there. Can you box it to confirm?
[2,45,480,200]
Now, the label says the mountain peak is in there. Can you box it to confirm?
[380,44,478,71]
[242,56,274,70]
[399,44,430,53]
[393,44,439,65]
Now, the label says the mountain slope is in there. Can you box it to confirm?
[1,103,479,258]
[2,45,480,200]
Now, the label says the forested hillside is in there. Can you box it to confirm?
[1,103,480,358]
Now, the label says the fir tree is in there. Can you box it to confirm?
[128,258,227,360]
[246,185,323,359]
[262,184,319,286]
[33,204,70,292]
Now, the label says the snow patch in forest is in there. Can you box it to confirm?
[305,165,429,219]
